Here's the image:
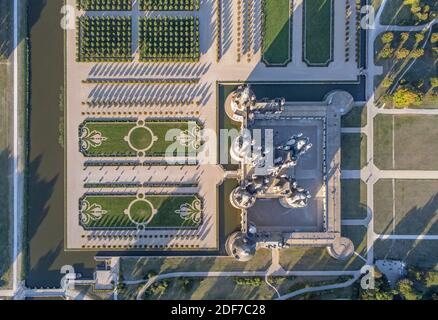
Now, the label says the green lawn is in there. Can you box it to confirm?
[279,243,365,272]
[0,0,11,288]
[262,0,291,65]
[80,194,202,230]
[374,179,438,235]
[0,63,11,289]
[120,250,272,281]
[80,120,201,157]
[341,179,368,220]
[374,115,438,170]
[119,275,350,300]
[341,133,367,170]
[380,0,438,26]
[374,239,438,270]
[341,105,367,128]
[303,0,333,66]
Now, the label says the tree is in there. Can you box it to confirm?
[381,32,394,44]
[411,48,425,58]
[379,45,394,59]
[415,33,425,43]
[396,279,422,300]
[393,87,423,108]
[430,77,438,89]
[431,33,438,44]
[400,32,410,43]
[395,48,410,59]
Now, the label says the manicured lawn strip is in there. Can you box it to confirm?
[140,0,200,11]
[303,0,333,66]
[341,133,367,170]
[374,179,438,235]
[341,179,368,220]
[373,114,393,170]
[120,249,272,281]
[279,246,365,271]
[374,239,438,270]
[262,0,291,65]
[80,121,199,157]
[81,194,201,229]
[373,179,393,235]
[393,115,438,170]
[341,105,367,127]
[76,0,132,11]
[139,17,200,62]
[375,115,438,170]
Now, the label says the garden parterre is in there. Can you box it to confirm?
[80,194,202,230]
[79,120,202,157]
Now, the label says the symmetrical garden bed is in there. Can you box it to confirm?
[139,0,200,11]
[303,0,334,66]
[80,194,202,229]
[262,0,292,66]
[139,16,200,62]
[79,119,202,157]
[77,16,132,62]
[76,0,132,11]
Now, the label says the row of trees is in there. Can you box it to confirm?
[77,16,132,62]
[140,17,200,62]
[77,0,132,11]
[401,0,437,26]
[140,0,200,11]
[378,31,427,60]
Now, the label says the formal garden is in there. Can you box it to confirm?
[375,28,438,108]
[261,0,292,66]
[139,17,200,62]
[76,16,132,62]
[79,120,202,157]
[80,193,202,229]
[76,0,132,11]
[303,0,334,66]
[139,0,200,11]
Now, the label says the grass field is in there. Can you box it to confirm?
[262,0,291,65]
[380,0,438,26]
[341,105,367,128]
[0,0,11,289]
[341,133,367,170]
[279,232,366,272]
[120,250,272,281]
[220,179,242,238]
[303,0,333,66]
[374,179,438,235]
[0,64,11,289]
[374,115,438,170]
[341,179,368,220]
[80,194,201,229]
[374,239,438,270]
[119,275,350,300]
[80,120,201,157]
